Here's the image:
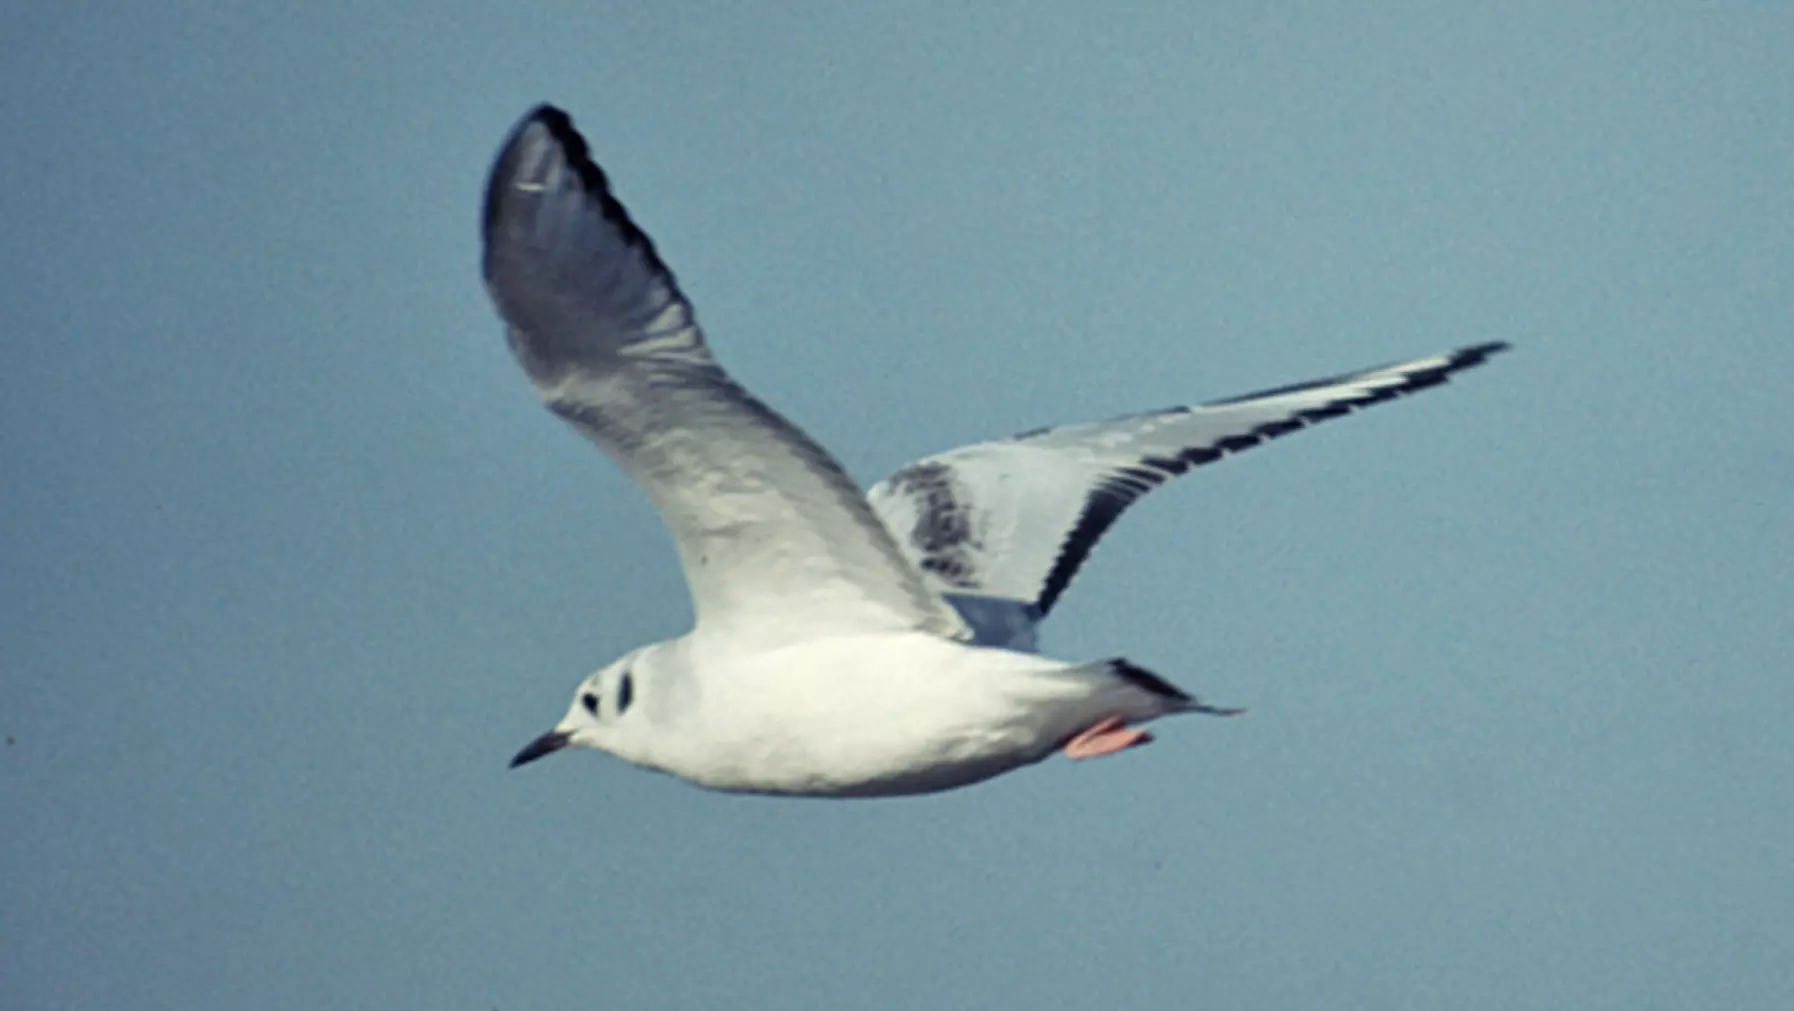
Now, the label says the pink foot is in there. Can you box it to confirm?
[1063,716,1154,760]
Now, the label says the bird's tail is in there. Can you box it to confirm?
[1105,658,1246,718]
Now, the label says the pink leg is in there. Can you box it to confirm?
[1063,716,1154,760]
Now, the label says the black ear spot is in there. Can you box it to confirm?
[581,692,600,715]
[616,673,634,715]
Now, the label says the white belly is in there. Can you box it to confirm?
[650,632,1117,797]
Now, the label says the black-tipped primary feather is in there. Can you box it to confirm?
[866,344,1508,648]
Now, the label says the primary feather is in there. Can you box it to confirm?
[867,344,1509,649]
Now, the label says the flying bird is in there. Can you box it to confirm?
[485,105,1506,797]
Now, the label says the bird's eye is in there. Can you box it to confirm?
[616,673,634,715]
[581,692,600,715]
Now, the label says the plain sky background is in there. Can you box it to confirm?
[4,4,1790,1009]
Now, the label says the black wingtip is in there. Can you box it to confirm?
[1395,341,1511,393]
[1454,341,1513,365]
[526,102,570,125]
[515,104,602,188]
[481,103,683,300]
[483,104,610,237]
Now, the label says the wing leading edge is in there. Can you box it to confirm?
[867,343,1509,648]
[483,107,970,647]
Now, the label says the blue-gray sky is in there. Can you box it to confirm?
[4,5,1790,1009]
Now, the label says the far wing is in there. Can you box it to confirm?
[866,344,1507,647]
[484,107,968,647]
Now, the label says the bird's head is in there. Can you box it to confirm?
[509,647,650,769]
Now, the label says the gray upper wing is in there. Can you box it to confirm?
[483,106,968,647]
[867,343,1508,647]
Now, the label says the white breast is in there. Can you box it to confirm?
[653,632,1104,796]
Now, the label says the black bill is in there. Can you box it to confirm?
[509,729,572,769]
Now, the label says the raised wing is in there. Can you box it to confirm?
[483,106,968,647]
[867,343,1508,648]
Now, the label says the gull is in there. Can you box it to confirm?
[487,105,1507,797]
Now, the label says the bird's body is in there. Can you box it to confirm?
[483,104,1505,797]
[605,632,1173,796]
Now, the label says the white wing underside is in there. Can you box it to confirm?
[867,344,1508,649]
[483,108,969,648]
